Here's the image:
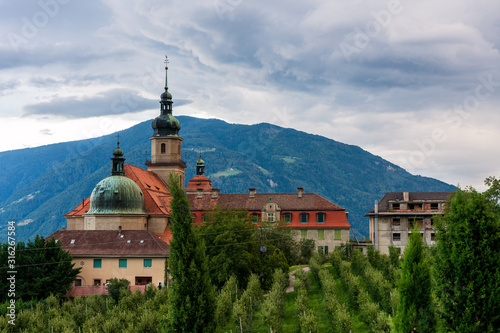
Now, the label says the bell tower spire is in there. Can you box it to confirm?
[111,134,125,176]
[147,56,186,187]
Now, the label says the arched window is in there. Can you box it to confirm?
[161,143,166,154]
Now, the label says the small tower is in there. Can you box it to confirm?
[111,137,125,176]
[196,155,205,176]
[146,56,186,187]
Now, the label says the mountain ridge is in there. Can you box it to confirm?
[0,116,455,241]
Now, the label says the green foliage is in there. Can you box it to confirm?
[299,238,316,264]
[231,274,263,332]
[262,268,288,333]
[388,246,401,268]
[434,186,500,332]
[167,173,216,332]
[106,278,130,303]
[395,230,435,333]
[0,235,81,302]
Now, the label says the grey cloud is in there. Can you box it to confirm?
[23,89,192,118]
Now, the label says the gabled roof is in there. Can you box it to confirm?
[48,230,169,256]
[65,164,172,217]
[186,175,213,191]
[187,192,345,212]
[125,164,171,215]
[365,191,452,215]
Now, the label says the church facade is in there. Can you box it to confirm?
[51,59,351,289]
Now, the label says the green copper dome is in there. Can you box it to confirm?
[86,176,147,215]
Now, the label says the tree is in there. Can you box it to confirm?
[196,209,260,289]
[107,278,130,303]
[0,234,81,301]
[395,229,435,332]
[167,173,216,332]
[434,186,500,332]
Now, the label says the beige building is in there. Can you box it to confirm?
[365,192,450,255]
[50,230,168,287]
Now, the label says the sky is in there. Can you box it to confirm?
[1,0,499,191]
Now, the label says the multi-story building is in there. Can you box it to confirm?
[365,191,450,254]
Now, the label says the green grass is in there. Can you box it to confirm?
[211,168,242,178]
[281,157,297,163]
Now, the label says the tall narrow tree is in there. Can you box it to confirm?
[395,228,435,332]
[167,173,215,332]
[434,186,500,332]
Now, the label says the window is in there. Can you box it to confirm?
[392,218,400,227]
[430,203,439,210]
[318,230,324,240]
[317,246,329,255]
[300,213,308,223]
[202,214,206,222]
[408,203,422,210]
[267,213,275,222]
[283,213,292,223]
[393,233,401,242]
[251,213,259,223]
[324,246,329,255]
[301,230,307,239]
[93,259,102,268]
[119,259,127,268]
[431,233,436,241]
[317,213,325,223]
[144,259,152,268]
[75,279,82,287]
[391,203,400,210]
[409,218,423,230]
[161,143,166,154]
[93,279,101,286]
[135,277,152,285]
[334,229,342,240]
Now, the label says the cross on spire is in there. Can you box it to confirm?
[116,133,120,147]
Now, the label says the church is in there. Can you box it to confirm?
[50,59,351,292]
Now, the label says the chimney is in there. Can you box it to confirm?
[403,192,409,202]
[62,226,65,231]
[118,225,122,235]
[197,188,203,199]
[297,187,304,198]
[249,188,257,198]
[211,188,220,199]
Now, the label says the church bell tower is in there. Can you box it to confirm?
[146,56,186,187]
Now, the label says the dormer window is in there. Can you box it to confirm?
[392,203,400,210]
[317,213,325,223]
[283,213,292,223]
[300,213,308,223]
[267,213,275,222]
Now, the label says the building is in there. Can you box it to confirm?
[51,229,168,295]
[365,191,450,254]
[186,158,351,253]
[50,59,351,291]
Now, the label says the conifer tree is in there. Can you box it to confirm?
[167,173,216,332]
[395,229,435,332]
[434,186,500,332]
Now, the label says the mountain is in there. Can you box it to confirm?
[0,116,455,242]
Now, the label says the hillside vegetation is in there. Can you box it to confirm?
[0,116,454,241]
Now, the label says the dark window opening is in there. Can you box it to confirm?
[392,203,400,210]
[161,143,166,154]
[300,213,308,223]
[393,233,401,242]
[430,203,439,210]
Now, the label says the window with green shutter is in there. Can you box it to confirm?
[300,213,308,223]
[325,246,329,255]
[301,230,307,239]
[144,259,152,267]
[119,259,127,268]
[317,213,325,223]
[318,229,324,240]
[283,213,292,223]
[334,229,342,240]
[93,259,102,268]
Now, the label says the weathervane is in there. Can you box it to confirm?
[164,55,169,90]
[164,55,169,69]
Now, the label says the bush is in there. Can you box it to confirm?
[107,278,130,303]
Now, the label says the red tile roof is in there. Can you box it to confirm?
[125,164,172,215]
[186,175,213,191]
[48,230,169,256]
[188,192,345,212]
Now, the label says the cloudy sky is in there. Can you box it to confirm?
[1,0,499,190]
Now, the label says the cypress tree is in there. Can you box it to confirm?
[167,173,216,332]
[395,229,435,332]
[434,187,500,332]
